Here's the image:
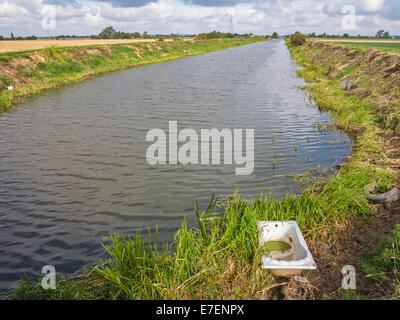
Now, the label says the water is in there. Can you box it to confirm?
[0,40,351,291]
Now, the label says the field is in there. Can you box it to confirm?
[320,39,400,54]
[0,38,187,54]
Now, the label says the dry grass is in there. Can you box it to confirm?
[0,38,190,54]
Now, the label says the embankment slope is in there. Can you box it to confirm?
[290,40,400,299]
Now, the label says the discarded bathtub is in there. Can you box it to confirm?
[259,221,317,277]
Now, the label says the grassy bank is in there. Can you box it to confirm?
[4,39,400,300]
[0,38,264,113]
[288,40,400,299]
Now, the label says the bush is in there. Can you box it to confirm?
[290,32,306,46]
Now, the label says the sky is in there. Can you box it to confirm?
[0,0,399,37]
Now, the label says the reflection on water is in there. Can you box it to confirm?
[0,40,351,291]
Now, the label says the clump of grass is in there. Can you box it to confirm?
[0,51,31,62]
[359,224,400,282]
[37,60,83,76]
[43,45,62,62]
[0,76,13,92]
[6,196,276,299]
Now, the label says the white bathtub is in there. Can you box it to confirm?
[258,221,317,277]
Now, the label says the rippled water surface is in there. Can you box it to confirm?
[0,40,351,291]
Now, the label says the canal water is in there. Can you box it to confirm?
[0,40,351,291]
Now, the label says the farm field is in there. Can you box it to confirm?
[320,39,400,54]
[0,38,184,54]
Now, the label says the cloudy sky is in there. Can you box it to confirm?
[0,0,399,37]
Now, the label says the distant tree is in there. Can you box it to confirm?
[196,33,208,40]
[132,32,141,39]
[142,31,149,38]
[376,29,385,38]
[196,31,237,40]
[208,30,221,39]
[10,32,14,40]
[384,31,390,38]
[99,26,117,39]
[115,31,132,39]
[272,32,279,39]
[289,32,306,46]
[343,33,349,38]
[0,35,4,41]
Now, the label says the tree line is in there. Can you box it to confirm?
[306,29,397,39]
[0,33,37,40]
[91,26,145,39]
[3,27,397,42]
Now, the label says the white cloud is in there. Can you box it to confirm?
[0,0,398,37]
[84,6,102,27]
[362,0,385,13]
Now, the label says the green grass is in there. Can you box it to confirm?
[0,51,32,62]
[359,224,400,282]
[359,225,400,299]
[333,42,400,55]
